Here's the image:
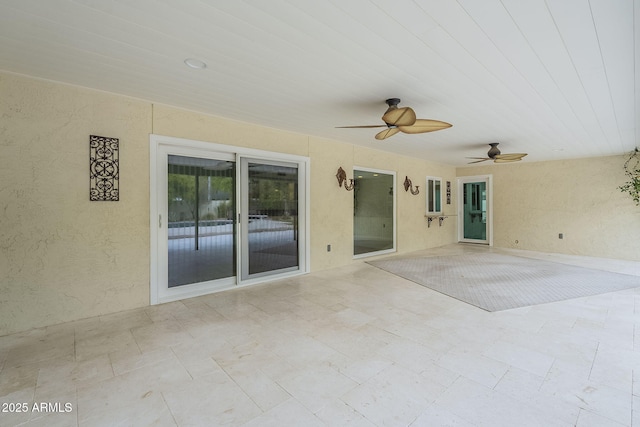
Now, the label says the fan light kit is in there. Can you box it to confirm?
[337,98,452,140]
[467,143,527,164]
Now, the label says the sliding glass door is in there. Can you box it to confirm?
[240,158,300,280]
[151,135,308,304]
[167,155,236,287]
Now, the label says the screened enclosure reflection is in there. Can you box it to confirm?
[245,162,299,276]
[353,170,394,256]
[168,155,236,287]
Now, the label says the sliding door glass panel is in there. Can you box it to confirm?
[462,181,487,240]
[353,169,395,256]
[244,160,299,278]
[168,155,235,287]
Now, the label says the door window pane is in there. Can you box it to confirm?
[246,162,299,276]
[168,155,235,287]
[353,170,395,256]
[462,182,487,240]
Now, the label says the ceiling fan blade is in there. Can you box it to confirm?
[398,119,452,134]
[495,153,527,160]
[467,158,490,164]
[375,128,400,140]
[335,125,387,128]
[382,107,416,127]
[494,158,523,163]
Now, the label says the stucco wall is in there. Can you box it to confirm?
[0,73,456,334]
[0,73,152,335]
[457,157,640,261]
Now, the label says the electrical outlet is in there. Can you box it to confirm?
[558,233,563,239]
[327,244,331,252]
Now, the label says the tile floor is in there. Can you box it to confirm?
[1,244,639,426]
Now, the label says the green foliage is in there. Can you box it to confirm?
[216,201,232,219]
[618,176,640,206]
[168,173,197,220]
[247,179,296,217]
[618,149,640,206]
[168,173,234,220]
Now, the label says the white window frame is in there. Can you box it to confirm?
[425,176,443,215]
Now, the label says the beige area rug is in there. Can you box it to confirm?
[368,252,640,311]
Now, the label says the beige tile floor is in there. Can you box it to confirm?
[1,244,639,426]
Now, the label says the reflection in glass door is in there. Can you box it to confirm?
[458,175,491,244]
[167,155,236,287]
[353,168,396,257]
[241,159,299,280]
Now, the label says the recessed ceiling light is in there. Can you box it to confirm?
[184,58,207,69]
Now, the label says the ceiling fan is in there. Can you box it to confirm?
[467,143,527,164]
[336,98,452,140]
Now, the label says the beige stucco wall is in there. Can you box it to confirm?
[0,73,152,335]
[457,157,640,261]
[0,72,456,335]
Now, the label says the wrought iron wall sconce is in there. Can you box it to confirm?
[403,176,420,195]
[336,167,354,191]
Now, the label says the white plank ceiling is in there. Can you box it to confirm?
[0,0,637,166]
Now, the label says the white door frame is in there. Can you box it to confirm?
[150,134,310,305]
[457,174,493,246]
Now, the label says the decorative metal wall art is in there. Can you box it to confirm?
[336,167,354,191]
[446,181,451,204]
[89,135,119,201]
[403,176,420,195]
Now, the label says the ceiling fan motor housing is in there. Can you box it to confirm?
[383,98,401,127]
[488,143,501,158]
[385,98,401,108]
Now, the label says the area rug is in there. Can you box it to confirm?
[368,252,640,311]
